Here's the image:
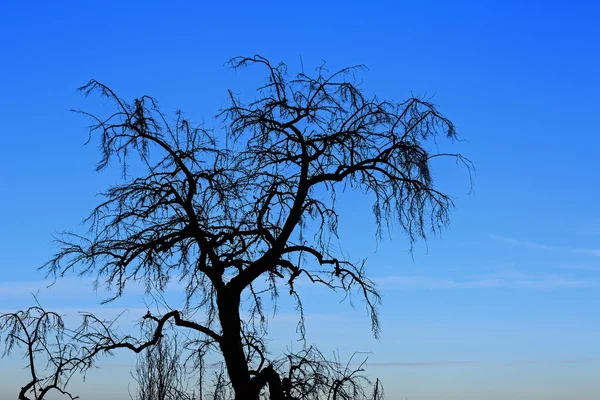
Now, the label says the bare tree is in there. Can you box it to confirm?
[0,305,82,400]
[131,327,197,400]
[2,55,471,400]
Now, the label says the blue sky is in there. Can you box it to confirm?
[1,1,600,399]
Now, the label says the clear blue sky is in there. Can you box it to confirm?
[1,1,600,399]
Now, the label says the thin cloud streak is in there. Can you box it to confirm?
[367,360,479,367]
[0,276,118,297]
[374,272,597,289]
[365,358,598,368]
[490,234,600,257]
[556,264,600,271]
[0,275,190,299]
[4,271,595,299]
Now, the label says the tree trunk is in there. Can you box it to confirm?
[217,288,256,400]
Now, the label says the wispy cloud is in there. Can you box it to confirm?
[0,276,95,297]
[489,234,600,257]
[568,227,600,236]
[374,271,596,289]
[0,275,191,301]
[271,313,348,323]
[489,234,557,251]
[556,264,600,272]
[509,358,598,365]
[365,358,598,368]
[366,360,480,367]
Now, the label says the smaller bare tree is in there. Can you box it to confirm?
[131,326,197,400]
[0,304,82,400]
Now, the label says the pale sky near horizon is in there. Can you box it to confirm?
[2,1,600,399]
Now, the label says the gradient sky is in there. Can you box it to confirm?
[1,1,600,399]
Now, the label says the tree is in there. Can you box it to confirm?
[1,55,471,400]
[131,326,198,400]
[0,304,84,400]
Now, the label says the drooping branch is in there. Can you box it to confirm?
[73,310,220,363]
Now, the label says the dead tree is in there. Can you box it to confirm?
[4,55,471,400]
[131,326,198,400]
[0,306,82,400]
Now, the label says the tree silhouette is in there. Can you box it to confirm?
[1,55,471,400]
[131,326,198,400]
[0,304,83,400]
